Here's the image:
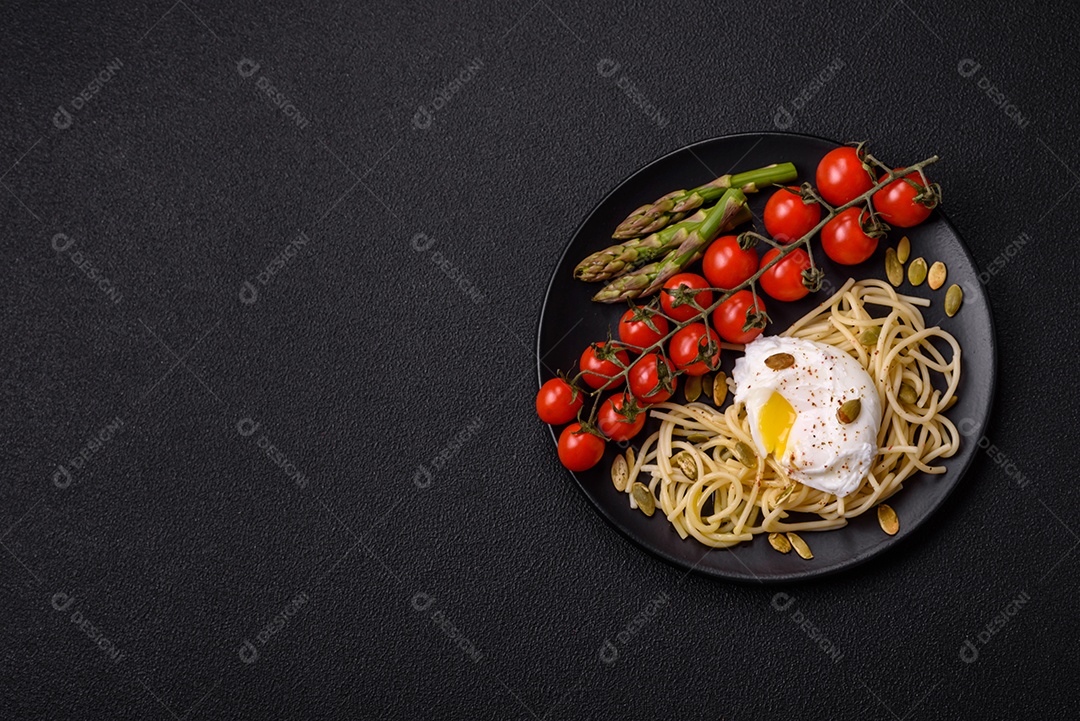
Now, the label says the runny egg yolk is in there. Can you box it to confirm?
[759,392,797,458]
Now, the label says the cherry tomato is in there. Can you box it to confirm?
[580,343,629,390]
[712,290,767,344]
[702,235,758,290]
[816,146,875,206]
[535,378,583,424]
[668,323,721,376]
[759,247,811,302]
[873,170,934,227]
[628,353,676,404]
[557,423,606,471]
[821,207,879,266]
[661,273,713,322]
[763,186,821,244]
[618,308,669,349]
[597,393,646,442]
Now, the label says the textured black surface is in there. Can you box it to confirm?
[1,0,1077,718]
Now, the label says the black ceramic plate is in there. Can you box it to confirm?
[536,132,996,582]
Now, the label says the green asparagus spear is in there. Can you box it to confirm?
[575,203,750,282]
[593,188,748,303]
[612,162,797,239]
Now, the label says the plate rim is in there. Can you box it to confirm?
[535,130,998,583]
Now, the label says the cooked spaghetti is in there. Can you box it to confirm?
[622,278,961,548]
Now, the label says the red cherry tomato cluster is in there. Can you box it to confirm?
[538,277,727,470]
[756,185,819,302]
[751,148,937,290]
[537,379,604,471]
[540,145,938,473]
[815,148,936,265]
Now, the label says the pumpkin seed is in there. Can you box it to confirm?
[734,441,756,468]
[701,373,714,398]
[687,432,710,444]
[859,326,880,346]
[907,257,928,286]
[713,371,728,406]
[877,504,899,535]
[837,398,862,424]
[885,248,903,287]
[673,451,697,480]
[765,352,795,370]
[898,382,918,405]
[928,261,947,290]
[897,236,911,264]
[787,532,813,559]
[625,446,636,472]
[611,454,628,491]
[945,284,963,317]
[768,532,792,554]
[631,482,655,516]
[716,446,733,462]
[776,484,795,504]
[684,374,702,403]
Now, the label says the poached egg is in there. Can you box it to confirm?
[732,336,881,497]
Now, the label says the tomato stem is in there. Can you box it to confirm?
[571,154,941,430]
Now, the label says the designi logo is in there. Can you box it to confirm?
[236,58,261,78]
[51,592,76,612]
[237,638,260,664]
[412,106,433,130]
[52,465,73,489]
[53,106,73,130]
[239,280,259,305]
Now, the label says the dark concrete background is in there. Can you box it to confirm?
[1,0,1075,718]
